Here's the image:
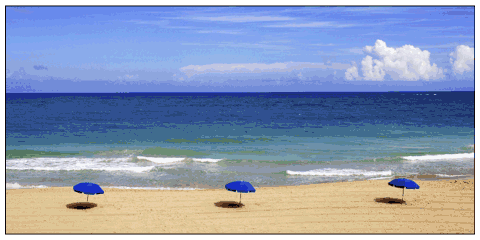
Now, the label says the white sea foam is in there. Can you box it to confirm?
[435,174,466,178]
[6,182,49,189]
[190,158,224,163]
[368,176,393,180]
[5,183,200,190]
[286,168,393,177]
[136,156,186,164]
[136,156,223,163]
[402,153,474,161]
[6,157,155,173]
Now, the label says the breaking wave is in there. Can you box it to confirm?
[136,156,185,164]
[286,168,393,177]
[6,182,49,189]
[402,153,474,161]
[137,156,223,163]
[6,156,155,173]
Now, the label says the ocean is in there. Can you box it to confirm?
[6,92,475,190]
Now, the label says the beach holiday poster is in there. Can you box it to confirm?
[6,5,474,234]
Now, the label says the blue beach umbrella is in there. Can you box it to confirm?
[225,181,256,203]
[388,178,419,201]
[73,182,104,202]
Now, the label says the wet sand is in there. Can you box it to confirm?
[6,178,474,233]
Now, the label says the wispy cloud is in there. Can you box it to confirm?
[314,51,341,56]
[279,7,334,13]
[418,42,474,49]
[438,8,474,16]
[361,32,405,36]
[180,62,350,77]
[142,7,229,15]
[125,20,191,28]
[273,18,432,29]
[421,35,474,39]
[9,7,34,14]
[167,16,295,23]
[196,30,243,35]
[344,48,365,55]
[224,42,293,50]
[314,49,366,57]
[340,7,398,14]
[182,42,293,51]
[126,20,167,25]
[264,21,357,28]
[419,26,472,31]
[310,43,335,46]
[259,40,292,44]
[117,74,139,80]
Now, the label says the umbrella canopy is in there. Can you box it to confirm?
[225,181,255,204]
[388,178,419,202]
[388,178,420,189]
[225,181,256,193]
[73,182,104,202]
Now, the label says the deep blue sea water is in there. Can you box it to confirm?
[6,92,474,190]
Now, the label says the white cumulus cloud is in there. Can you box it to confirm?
[346,40,444,81]
[361,55,385,81]
[345,63,360,80]
[450,45,474,75]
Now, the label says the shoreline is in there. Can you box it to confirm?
[6,178,474,233]
[6,173,474,191]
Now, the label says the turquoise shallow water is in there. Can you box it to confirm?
[6,92,475,189]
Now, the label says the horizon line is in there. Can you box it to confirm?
[5,90,472,94]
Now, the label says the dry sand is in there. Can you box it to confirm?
[6,178,474,234]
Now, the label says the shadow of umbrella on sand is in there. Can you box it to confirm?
[225,181,256,206]
[388,178,419,202]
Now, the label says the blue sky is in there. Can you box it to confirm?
[6,6,475,92]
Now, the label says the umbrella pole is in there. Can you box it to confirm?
[87,195,89,202]
[402,188,404,202]
[240,193,241,204]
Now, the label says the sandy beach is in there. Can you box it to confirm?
[6,178,474,234]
